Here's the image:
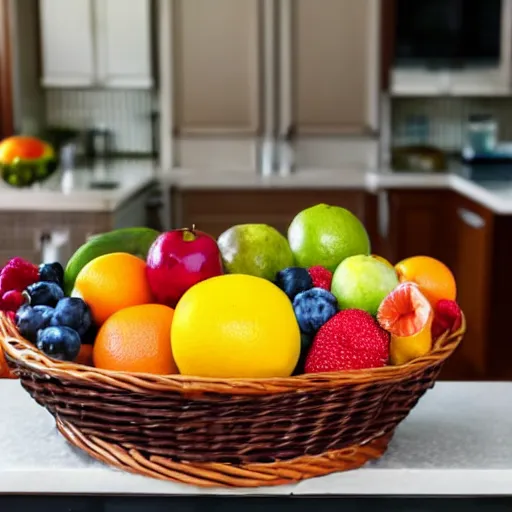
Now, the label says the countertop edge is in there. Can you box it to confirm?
[0,468,511,496]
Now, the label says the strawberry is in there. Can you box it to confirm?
[307,266,333,291]
[305,309,390,373]
[432,299,462,341]
[0,257,39,295]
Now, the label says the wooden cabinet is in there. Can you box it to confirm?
[379,189,452,264]
[170,188,368,239]
[289,0,379,134]
[39,0,153,88]
[443,195,494,380]
[172,0,261,135]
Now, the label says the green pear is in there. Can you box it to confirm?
[288,203,370,272]
[218,224,295,281]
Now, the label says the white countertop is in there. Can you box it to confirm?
[0,381,511,496]
[2,157,512,215]
[0,159,158,212]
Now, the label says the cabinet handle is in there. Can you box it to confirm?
[457,208,485,229]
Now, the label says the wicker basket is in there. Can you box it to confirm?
[0,312,464,488]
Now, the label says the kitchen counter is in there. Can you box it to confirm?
[0,159,158,212]
[0,380,511,496]
[163,166,512,215]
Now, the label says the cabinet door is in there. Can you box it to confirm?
[39,0,95,87]
[441,196,493,380]
[289,0,379,134]
[384,190,451,264]
[173,0,261,134]
[95,0,153,88]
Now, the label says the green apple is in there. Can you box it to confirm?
[287,204,370,272]
[218,224,295,281]
[331,254,399,315]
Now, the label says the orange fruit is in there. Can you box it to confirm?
[75,344,94,366]
[377,282,433,366]
[0,136,46,163]
[93,304,177,374]
[72,252,153,326]
[395,255,456,308]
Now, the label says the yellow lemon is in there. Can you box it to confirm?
[171,274,301,378]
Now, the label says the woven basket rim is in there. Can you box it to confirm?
[0,312,465,395]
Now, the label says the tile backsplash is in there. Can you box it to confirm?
[45,89,155,154]
[392,97,512,151]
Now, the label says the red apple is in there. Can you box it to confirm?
[146,226,224,307]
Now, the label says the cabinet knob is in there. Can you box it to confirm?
[457,207,485,229]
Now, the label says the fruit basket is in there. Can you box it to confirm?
[0,312,464,488]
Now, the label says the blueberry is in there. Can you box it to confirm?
[15,304,54,343]
[293,332,315,375]
[51,297,92,337]
[293,287,338,335]
[36,326,81,361]
[25,281,64,307]
[275,267,313,301]
[39,262,64,289]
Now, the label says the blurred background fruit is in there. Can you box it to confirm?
[171,274,300,378]
[395,256,457,308]
[72,252,153,326]
[0,135,57,188]
[93,304,177,374]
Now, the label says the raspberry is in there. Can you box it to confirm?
[0,257,39,294]
[1,290,25,312]
[307,266,333,291]
[432,299,462,341]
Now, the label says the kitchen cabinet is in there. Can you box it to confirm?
[443,195,494,380]
[380,189,452,264]
[39,0,153,88]
[172,0,261,135]
[170,188,368,239]
[288,0,379,135]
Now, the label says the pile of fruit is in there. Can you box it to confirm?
[0,135,57,188]
[0,203,463,380]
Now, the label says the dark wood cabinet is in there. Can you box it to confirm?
[383,189,452,264]
[170,187,369,239]
[443,194,494,380]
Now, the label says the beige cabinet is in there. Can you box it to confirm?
[172,0,262,135]
[282,0,379,135]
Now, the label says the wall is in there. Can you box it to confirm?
[45,89,155,154]
[392,97,512,151]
